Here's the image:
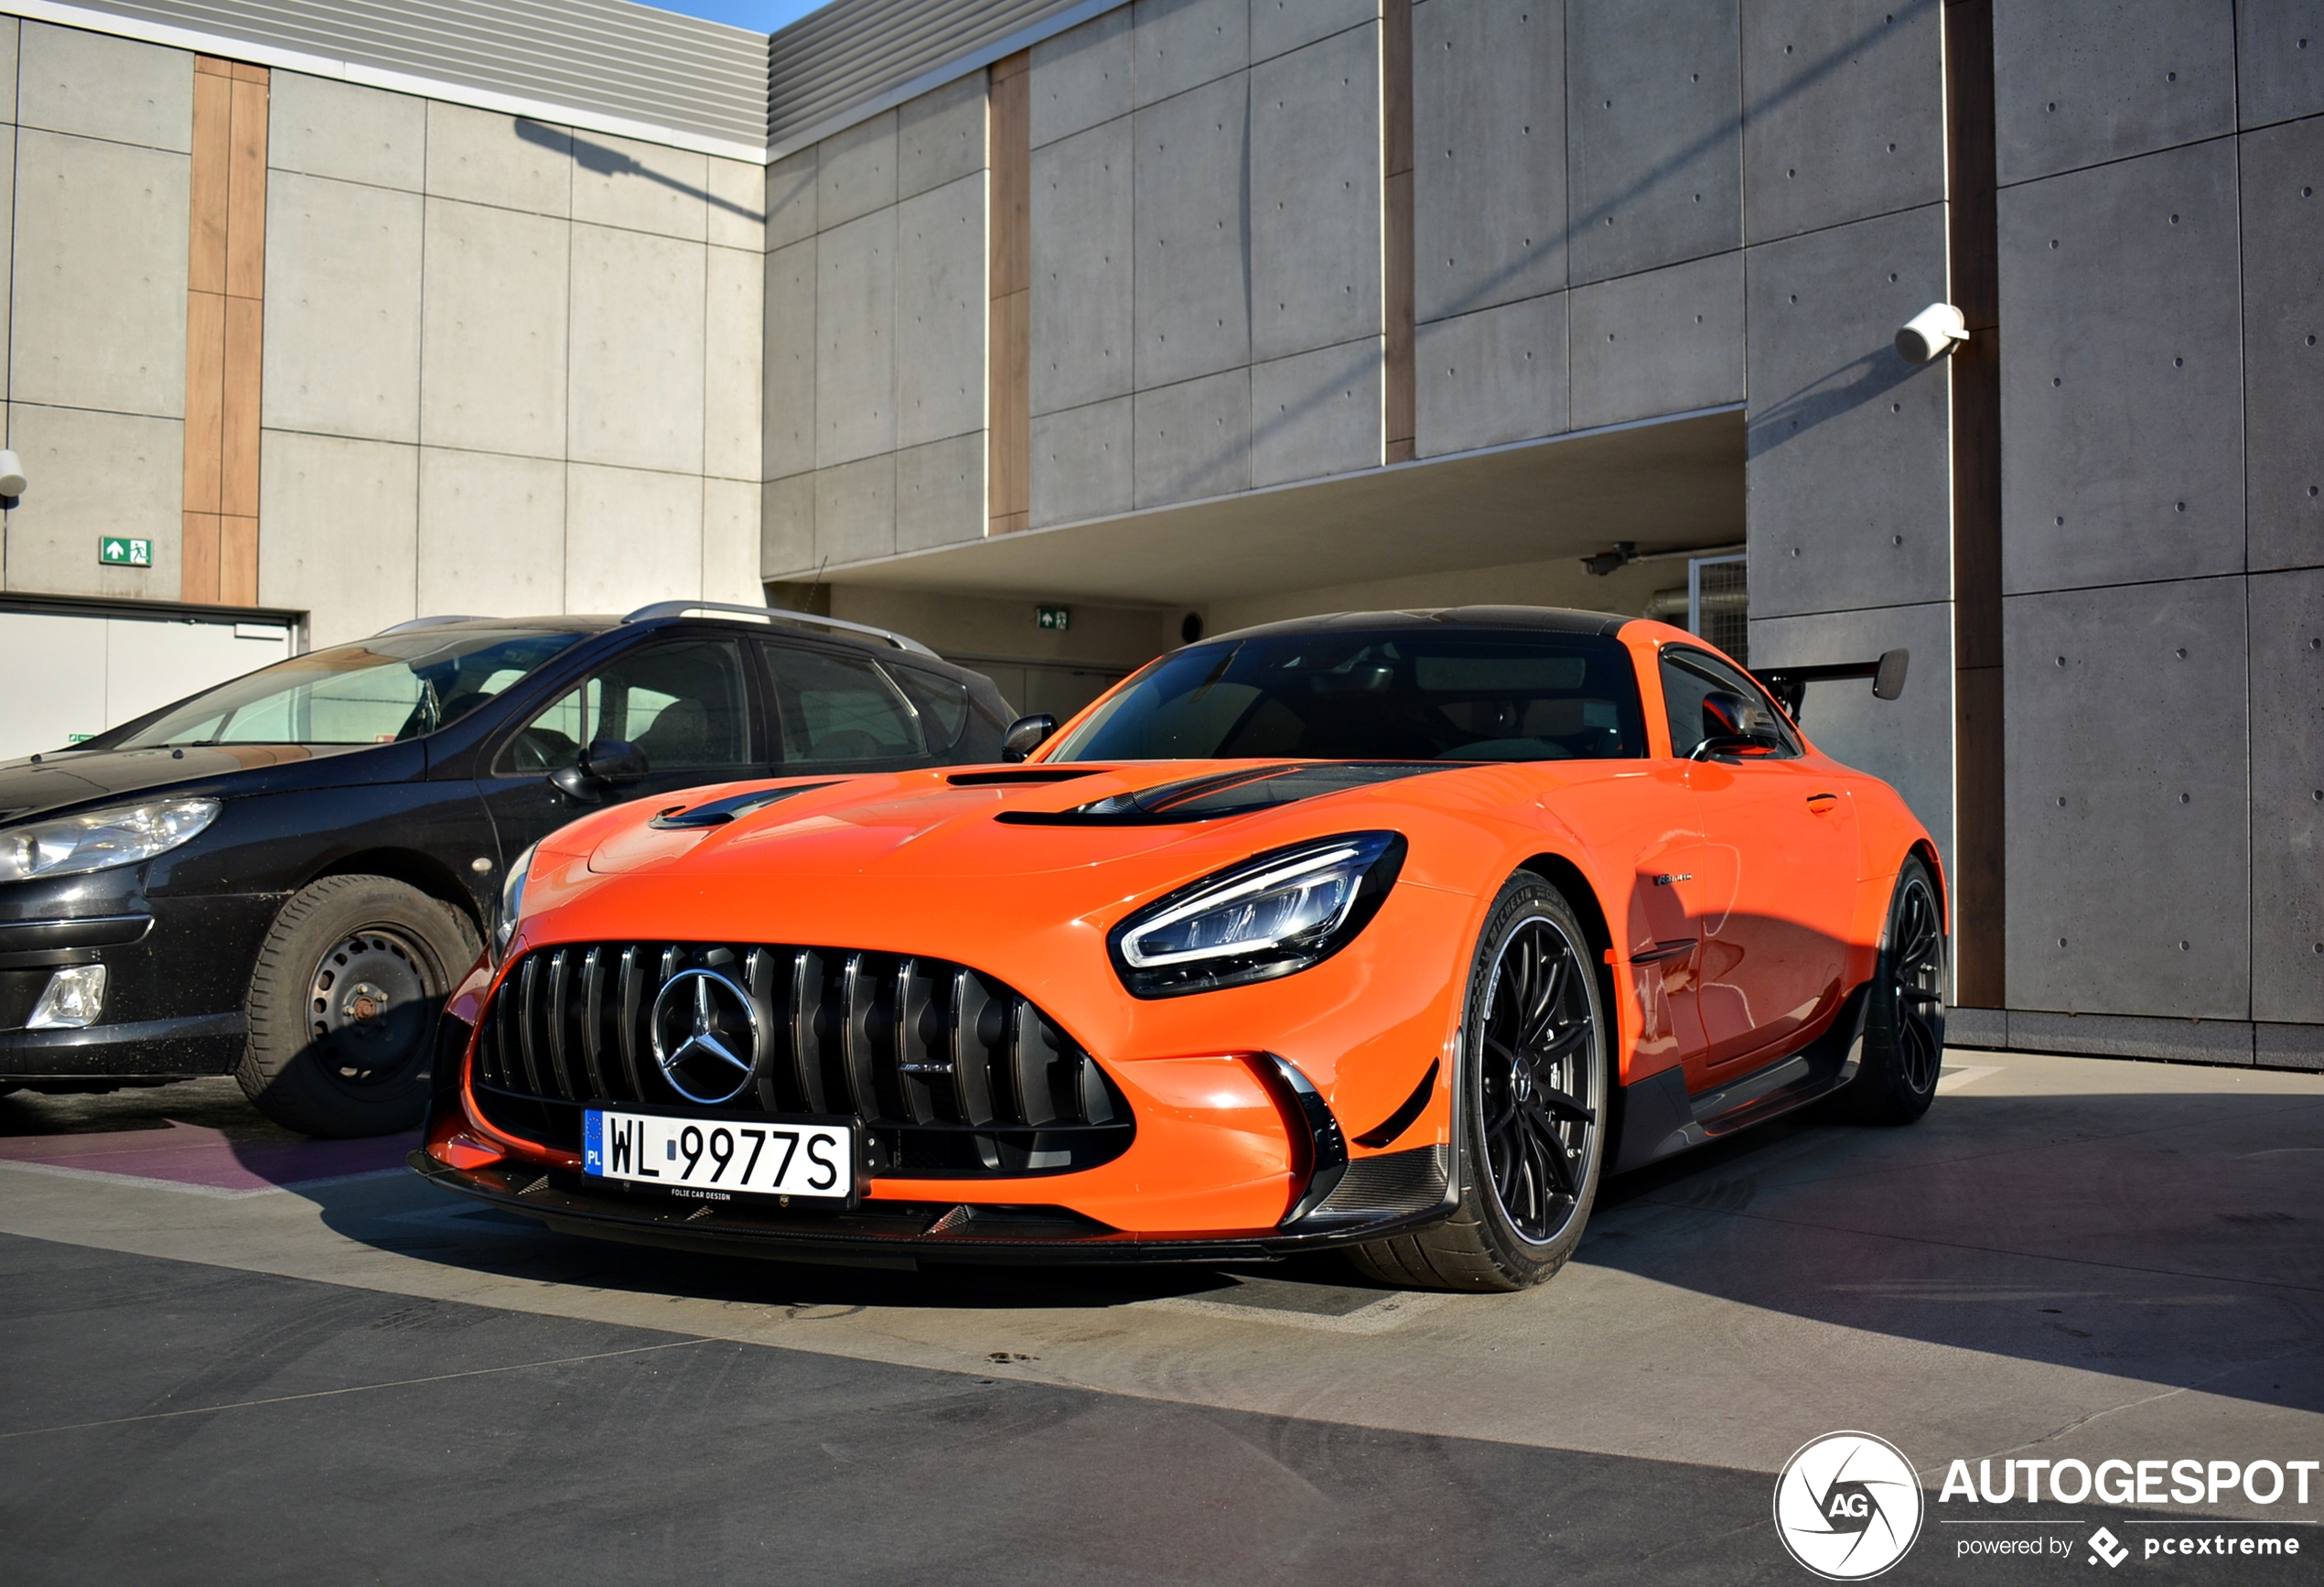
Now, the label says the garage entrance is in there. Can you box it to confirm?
[0,596,300,761]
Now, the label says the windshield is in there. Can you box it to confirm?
[110,630,589,749]
[1049,629,1647,762]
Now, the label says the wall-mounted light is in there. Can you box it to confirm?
[1896,302,1969,362]
[0,449,27,498]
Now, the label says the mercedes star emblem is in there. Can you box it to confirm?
[649,967,759,1106]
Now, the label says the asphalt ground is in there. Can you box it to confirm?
[2,1050,2319,1585]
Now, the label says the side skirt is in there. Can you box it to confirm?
[1609,984,1868,1175]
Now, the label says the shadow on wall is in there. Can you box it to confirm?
[1745,347,1920,458]
[515,119,766,226]
[1233,0,1945,495]
[1431,0,1942,325]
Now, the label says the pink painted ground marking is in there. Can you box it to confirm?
[0,1121,417,1192]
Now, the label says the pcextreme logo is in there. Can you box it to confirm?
[1774,1431,1926,1581]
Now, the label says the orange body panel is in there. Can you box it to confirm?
[436,619,1942,1244]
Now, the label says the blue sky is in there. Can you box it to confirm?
[639,0,832,32]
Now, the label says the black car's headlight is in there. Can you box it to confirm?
[0,798,220,883]
[1108,831,1406,998]
[493,840,539,961]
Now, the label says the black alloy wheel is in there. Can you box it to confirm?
[1476,914,1599,1243]
[1832,856,1947,1126]
[1350,876,1608,1291]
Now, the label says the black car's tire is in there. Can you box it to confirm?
[1350,875,1609,1292]
[236,875,479,1139]
[1829,856,1947,1127]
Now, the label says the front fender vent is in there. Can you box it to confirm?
[470,942,1132,1179]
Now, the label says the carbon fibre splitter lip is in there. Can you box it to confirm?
[406,1150,1455,1265]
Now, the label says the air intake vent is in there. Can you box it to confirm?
[471,942,1132,1178]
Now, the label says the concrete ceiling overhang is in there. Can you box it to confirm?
[829,405,1746,607]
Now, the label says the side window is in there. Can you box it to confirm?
[1659,649,1801,760]
[762,643,927,763]
[888,665,972,753]
[496,640,750,776]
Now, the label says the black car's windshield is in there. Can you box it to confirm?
[110,629,589,749]
[1049,629,1648,762]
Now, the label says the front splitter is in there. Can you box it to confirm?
[407,1151,1451,1265]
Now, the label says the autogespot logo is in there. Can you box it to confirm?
[1774,1431,1926,1581]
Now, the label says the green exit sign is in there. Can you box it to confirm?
[1037,605,1070,632]
[99,536,153,567]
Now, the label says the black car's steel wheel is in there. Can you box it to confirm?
[1832,856,1947,1126]
[1350,875,1608,1291]
[307,927,434,1085]
[238,875,479,1138]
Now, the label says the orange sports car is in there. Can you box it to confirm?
[411,608,1945,1290]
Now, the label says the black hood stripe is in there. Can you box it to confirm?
[995,761,1453,826]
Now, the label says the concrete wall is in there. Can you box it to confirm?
[2,21,192,606]
[1737,1,1954,884]
[0,20,766,649]
[262,79,766,644]
[1028,0,1383,527]
[1988,0,2321,1059]
[759,74,990,580]
[1412,1,1957,877]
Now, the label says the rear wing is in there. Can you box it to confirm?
[1754,648,1908,723]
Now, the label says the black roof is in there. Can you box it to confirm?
[1207,606,1630,646]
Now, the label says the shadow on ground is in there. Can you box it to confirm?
[10,1068,2323,1416]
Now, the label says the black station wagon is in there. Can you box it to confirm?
[0,602,1011,1136]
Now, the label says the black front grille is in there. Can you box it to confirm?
[470,942,1133,1178]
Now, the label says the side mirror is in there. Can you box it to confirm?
[1001,714,1057,763]
[549,738,650,802]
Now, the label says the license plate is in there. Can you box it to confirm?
[583,1106,854,1202]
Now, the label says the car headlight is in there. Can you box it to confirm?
[493,841,539,959]
[0,798,221,883]
[1108,830,1406,998]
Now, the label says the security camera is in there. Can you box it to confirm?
[0,449,26,497]
[1896,302,1968,363]
[1582,541,1638,578]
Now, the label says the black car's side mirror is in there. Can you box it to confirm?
[550,739,650,802]
[1001,714,1058,763]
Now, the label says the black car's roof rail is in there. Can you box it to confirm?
[619,600,940,659]
[374,614,492,634]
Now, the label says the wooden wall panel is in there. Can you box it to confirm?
[188,67,231,295]
[220,296,264,521]
[987,49,1030,534]
[183,57,266,605]
[183,288,224,513]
